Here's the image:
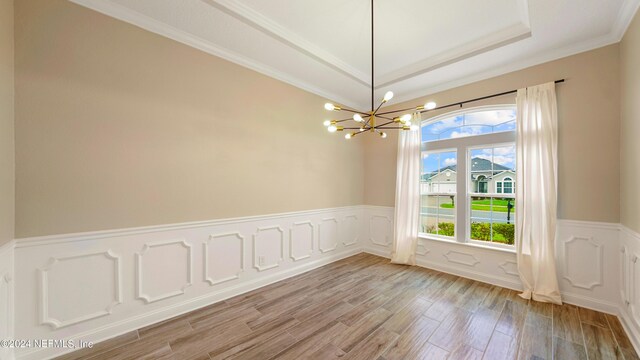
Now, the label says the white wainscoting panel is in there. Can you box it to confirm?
[39,250,122,329]
[620,225,640,354]
[318,218,338,253]
[9,205,640,359]
[369,214,392,247]
[0,241,14,360]
[204,233,244,286]
[556,220,620,313]
[136,239,192,304]
[12,206,363,360]
[253,226,284,271]
[341,215,359,247]
[289,222,313,261]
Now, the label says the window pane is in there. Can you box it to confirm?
[469,145,516,193]
[421,151,457,194]
[420,150,456,237]
[421,108,516,143]
[420,195,455,237]
[469,196,516,245]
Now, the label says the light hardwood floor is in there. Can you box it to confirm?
[56,253,639,360]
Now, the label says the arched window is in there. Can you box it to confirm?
[497,176,514,194]
[420,105,517,247]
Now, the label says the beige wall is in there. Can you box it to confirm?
[14,0,365,238]
[621,11,640,233]
[0,0,15,246]
[364,45,621,223]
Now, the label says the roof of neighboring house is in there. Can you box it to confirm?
[422,157,513,181]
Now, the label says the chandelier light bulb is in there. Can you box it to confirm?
[323,120,331,127]
[380,132,387,139]
[405,121,412,126]
[400,114,412,122]
[324,103,336,111]
[328,125,338,133]
[345,133,352,139]
[425,101,437,110]
[359,127,365,132]
[383,91,394,102]
[353,114,364,122]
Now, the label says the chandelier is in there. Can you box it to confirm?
[323,0,437,139]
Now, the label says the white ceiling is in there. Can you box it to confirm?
[72,0,639,110]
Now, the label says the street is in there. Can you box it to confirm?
[421,206,513,224]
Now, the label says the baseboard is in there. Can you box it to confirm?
[363,247,522,291]
[21,247,361,360]
[620,309,640,357]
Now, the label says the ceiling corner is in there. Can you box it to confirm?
[612,0,640,40]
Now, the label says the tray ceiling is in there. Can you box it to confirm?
[72,0,639,109]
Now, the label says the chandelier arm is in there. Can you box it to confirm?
[376,106,420,116]
[375,115,395,121]
[375,120,395,128]
[376,126,407,129]
[372,100,385,115]
[339,107,371,116]
[350,130,367,138]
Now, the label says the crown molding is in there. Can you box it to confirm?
[391,30,621,106]
[613,0,640,40]
[202,0,370,87]
[375,23,532,89]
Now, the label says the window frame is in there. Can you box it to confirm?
[419,105,517,250]
[420,148,458,241]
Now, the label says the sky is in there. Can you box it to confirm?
[421,109,517,174]
[421,109,516,142]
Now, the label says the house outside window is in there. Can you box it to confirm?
[420,106,517,248]
[496,176,514,194]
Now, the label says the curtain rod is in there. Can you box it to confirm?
[377,79,565,116]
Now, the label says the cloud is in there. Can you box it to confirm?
[450,126,484,138]
[465,110,516,126]
[443,157,457,166]
[424,116,463,134]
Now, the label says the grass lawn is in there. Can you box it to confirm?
[440,199,515,213]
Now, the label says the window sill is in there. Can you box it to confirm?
[418,234,516,254]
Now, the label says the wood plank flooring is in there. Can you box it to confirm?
[56,253,639,360]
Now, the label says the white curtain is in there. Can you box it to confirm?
[391,113,421,265]
[516,82,562,304]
